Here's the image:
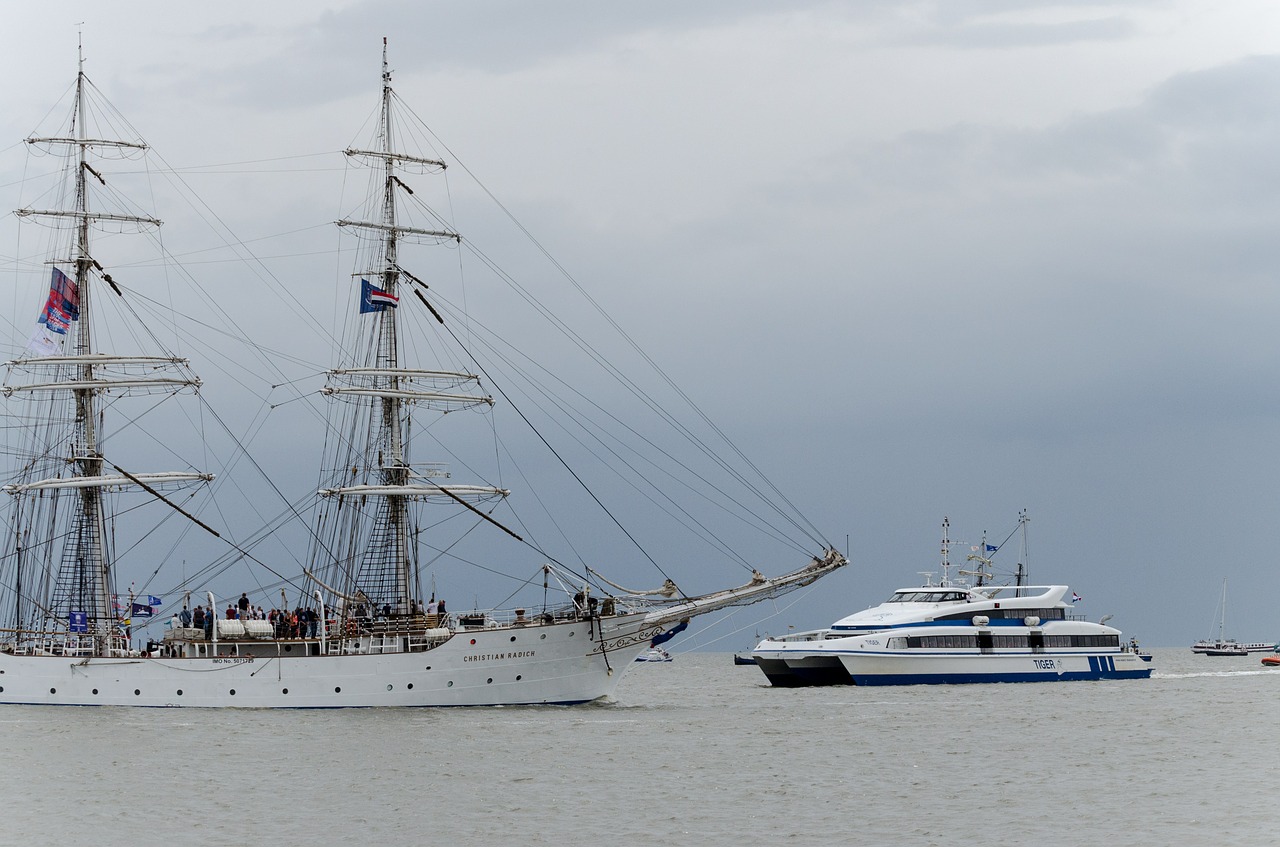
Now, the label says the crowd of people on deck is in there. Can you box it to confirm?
[170,592,449,641]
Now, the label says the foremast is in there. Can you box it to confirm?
[319,40,502,617]
[4,43,209,657]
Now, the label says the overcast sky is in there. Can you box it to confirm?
[2,1,1279,648]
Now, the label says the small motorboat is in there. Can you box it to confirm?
[634,647,673,663]
[1261,650,1280,668]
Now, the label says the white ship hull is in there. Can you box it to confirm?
[754,644,1150,686]
[839,647,1148,684]
[0,616,658,708]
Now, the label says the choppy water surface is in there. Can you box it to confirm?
[2,649,1275,845]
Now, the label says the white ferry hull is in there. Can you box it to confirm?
[835,649,1151,685]
[753,644,1152,686]
[0,617,656,708]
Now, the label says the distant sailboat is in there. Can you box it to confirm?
[1190,579,1262,655]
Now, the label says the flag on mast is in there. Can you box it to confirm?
[359,278,399,313]
[38,267,79,333]
[26,268,79,355]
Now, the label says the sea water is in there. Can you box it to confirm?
[1,648,1275,845]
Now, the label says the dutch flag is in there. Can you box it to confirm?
[360,278,399,313]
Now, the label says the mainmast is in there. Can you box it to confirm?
[376,39,412,606]
[324,40,502,617]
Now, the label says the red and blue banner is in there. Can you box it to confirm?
[38,268,79,334]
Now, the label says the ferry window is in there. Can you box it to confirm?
[888,637,907,649]
[917,635,978,649]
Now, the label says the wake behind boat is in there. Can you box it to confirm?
[0,42,845,708]
[753,514,1151,686]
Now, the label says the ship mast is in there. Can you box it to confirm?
[323,40,503,616]
[376,40,412,606]
[69,39,115,649]
[7,40,210,656]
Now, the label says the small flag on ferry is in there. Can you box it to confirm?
[1072,592,1083,603]
[359,278,399,313]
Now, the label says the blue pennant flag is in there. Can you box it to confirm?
[650,618,689,647]
[147,595,163,607]
[985,544,998,552]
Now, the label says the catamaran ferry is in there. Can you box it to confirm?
[752,515,1151,686]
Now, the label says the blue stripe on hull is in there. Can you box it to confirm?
[848,667,1151,686]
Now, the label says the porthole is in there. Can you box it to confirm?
[282,688,289,695]
[540,634,547,640]
[407,683,414,690]
[229,689,236,696]
[92,689,98,695]
[176,690,183,696]
[0,686,5,693]
[134,689,141,696]
[386,684,393,691]
[569,631,575,637]
[447,681,454,687]
[487,678,493,684]
[284,644,293,653]
[50,688,56,694]
[516,675,522,681]
[470,638,476,645]
[510,636,517,642]
[335,687,341,693]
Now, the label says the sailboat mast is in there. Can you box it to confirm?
[1219,578,1228,642]
[377,39,412,607]
[70,41,114,652]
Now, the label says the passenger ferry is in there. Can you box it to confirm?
[752,515,1152,686]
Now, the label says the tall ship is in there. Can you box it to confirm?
[0,41,845,707]
[752,514,1151,685]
